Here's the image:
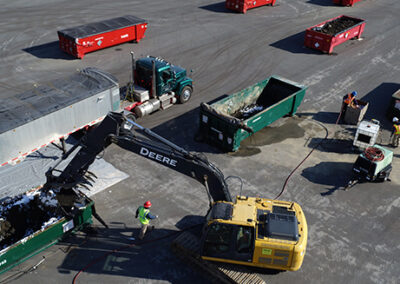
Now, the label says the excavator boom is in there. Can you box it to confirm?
[44,112,231,202]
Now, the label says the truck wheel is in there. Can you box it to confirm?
[179,86,192,104]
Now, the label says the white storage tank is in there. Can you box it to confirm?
[353,120,380,150]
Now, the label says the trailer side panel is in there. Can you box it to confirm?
[0,68,120,166]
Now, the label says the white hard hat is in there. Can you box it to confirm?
[393,117,399,123]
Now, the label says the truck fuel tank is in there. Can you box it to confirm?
[134,98,161,117]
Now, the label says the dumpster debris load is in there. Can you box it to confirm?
[312,17,362,36]
[0,190,61,249]
[234,104,265,119]
[0,188,94,273]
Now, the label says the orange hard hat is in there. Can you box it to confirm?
[144,201,152,208]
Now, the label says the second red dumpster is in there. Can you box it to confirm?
[58,15,147,59]
[333,0,363,6]
[226,0,276,13]
[304,15,365,54]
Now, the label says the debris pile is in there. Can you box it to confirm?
[313,17,361,35]
[0,190,61,249]
[234,104,265,119]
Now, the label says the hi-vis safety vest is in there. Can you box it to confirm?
[394,124,400,135]
[344,94,355,105]
[139,206,150,225]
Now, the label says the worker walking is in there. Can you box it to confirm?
[136,200,157,240]
[391,117,400,147]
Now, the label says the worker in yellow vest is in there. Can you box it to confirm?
[136,200,157,240]
[391,117,400,147]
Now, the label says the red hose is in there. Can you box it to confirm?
[274,119,329,200]
[364,147,384,162]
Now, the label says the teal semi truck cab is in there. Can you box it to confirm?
[131,56,193,117]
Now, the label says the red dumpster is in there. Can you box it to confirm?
[225,0,276,13]
[304,15,365,54]
[58,15,147,59]
[333,0,363,6]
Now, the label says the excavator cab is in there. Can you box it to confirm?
[202,203,255,263]
[201,196,307,271]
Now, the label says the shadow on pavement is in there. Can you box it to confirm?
[23,41,75,60]
[270,31,322,54]
[148,105,223,154]
[308,137,354,154]
[359,82,400,131]
[301,161,353,195]
[57,221,206,282]
[175,215,206,230]
[306,0,337,6]
[298,111,339,124]
[199,2,233,13]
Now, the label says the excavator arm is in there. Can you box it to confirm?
[44,112,232,203]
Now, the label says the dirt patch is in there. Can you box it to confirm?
[241,119,305,146]
[231,118,305,157]
[313,16,362,36]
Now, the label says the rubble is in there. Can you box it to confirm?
[313,17,362,35]
[0,189,62,249]
[234,104,265,119]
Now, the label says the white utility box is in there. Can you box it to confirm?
[353,120,380,150]
[133,85,150,102]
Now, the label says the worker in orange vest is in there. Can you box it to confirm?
[337,91,359,124]
[391,117,400,147]
[343,91,359,108]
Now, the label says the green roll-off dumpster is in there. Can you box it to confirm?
[199,76,307,151]
[0,189,94,274]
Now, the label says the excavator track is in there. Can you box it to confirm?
[171,231,266,284]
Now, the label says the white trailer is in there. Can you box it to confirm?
[0,68,120,166]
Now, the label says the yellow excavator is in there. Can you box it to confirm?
[44,112,307,282]
[201,196,307,271]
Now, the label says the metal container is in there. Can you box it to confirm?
[199,76,307,152]
[133,85,150,102]
[225,0,276,13]
[333,0,363,6]
[58,15,147,59]
[0,197,93,274]
[0,68,120,167]
[343,99,369,125]
[304,15,365,54]
[353,120,380,150]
